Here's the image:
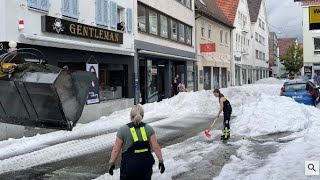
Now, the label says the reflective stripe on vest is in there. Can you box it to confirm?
[130,127,139,142]
[134,148,148,153]
[129,126,148,142]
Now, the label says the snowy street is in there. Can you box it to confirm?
[0,78,320,180]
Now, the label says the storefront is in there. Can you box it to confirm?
[136,41,196,104]
[138,52,196,104]
[14,16,136,103]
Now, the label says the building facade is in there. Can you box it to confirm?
[269,32,278,77]
[248,0,269,83]
[195,0,233,91]
[0,0,135,122]
[134,0,196,104]
[216,0,252,86]
[302,0,320,78]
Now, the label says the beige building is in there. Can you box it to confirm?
[195,0,234,90]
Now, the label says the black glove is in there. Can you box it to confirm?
[158,162,165,174]
[108,164,115,176]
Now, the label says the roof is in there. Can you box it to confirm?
[215,0,240,24]
[278,38,297,56]
[247,0,263,22]
[195,0,234,28]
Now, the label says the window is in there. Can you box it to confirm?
[27,0,50,12]
[176,0,192,9]
[241,36,244,52]
[96,0,108,26]
[179,23,185,43]
[208,24,212,40]
[149,10,158,35]
[238,11,241,25]
[225,32,228,45]
[116,7,125,31]
[99,64,127,101]
[314,38,320,55]
[259,35,262,43]
[263,53,265,61]
[256,50,259,59]
[262,21,265,30]
[186,0,191,8]
[220,30,223,43]
[262,37,265,45]
[171,19,178,41]
[138,5,146,32]
[201,21,205,38]
[243,15,247,28]
[255,33,258,42]
[160,15,168,38]
[259,18,262,27]
[186,26,192,45]
[259,51,262,60]
[62,0,79,19]
[236,34,238,50]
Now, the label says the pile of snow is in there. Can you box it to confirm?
[255,77,284,85]
[232,94,311,137]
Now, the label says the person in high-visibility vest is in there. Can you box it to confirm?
[108,105,165,180]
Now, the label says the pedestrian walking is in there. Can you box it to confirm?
[314,74,319,85]
[205,89,232,141]
[108,105,165,180]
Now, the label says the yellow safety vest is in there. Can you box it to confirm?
[129,126,149,153]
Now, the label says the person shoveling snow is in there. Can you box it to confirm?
[205,89,233,142]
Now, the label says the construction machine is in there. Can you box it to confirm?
[0,42,95,130]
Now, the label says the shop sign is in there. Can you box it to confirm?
[86,63,100,105]
[151,68,157,75]
[42,16,123,44]
[200,43,216,52]
[234,55,241,62]
[310,6,320,30]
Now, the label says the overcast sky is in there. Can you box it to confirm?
[265,0,303,42]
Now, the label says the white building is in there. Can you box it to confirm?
[0,0,135,123]
[302,0,320,78]
[248,0,269,83]
[216,0,251,86]
[134,0,196,104]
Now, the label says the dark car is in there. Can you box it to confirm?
[280,81,320,106]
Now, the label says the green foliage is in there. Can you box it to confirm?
[279,44,303,74]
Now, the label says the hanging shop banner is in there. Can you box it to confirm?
[86,64,100,105]
[200,43,216,53]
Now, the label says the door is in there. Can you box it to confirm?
[204,67,211,90]
[139,59,147,104]
[147,60,158,103]
[158,63,165,101]
[213,67,220,89]
[221,68,227,88]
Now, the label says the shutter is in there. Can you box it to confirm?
[110,1,117,28]
[127,8,133,32]
[27,0,39,9]
[102,0,109,26]
[71,0,79,19]
[96,0,103,25]
[62,0,71,17]
[39,0,50,11]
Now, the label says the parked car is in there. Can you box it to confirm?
[280,81,320,106]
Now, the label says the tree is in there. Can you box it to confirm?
[279,44,303,75]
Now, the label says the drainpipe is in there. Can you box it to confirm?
[230,28,234,86]
[134,46,139,105]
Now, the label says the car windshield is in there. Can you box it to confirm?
[284,83,307,92]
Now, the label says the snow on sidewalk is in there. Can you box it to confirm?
[0,84,281,161]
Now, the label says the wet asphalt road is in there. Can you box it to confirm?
[0,115,227,180]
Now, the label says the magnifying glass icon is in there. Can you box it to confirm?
[308,163,316,172]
